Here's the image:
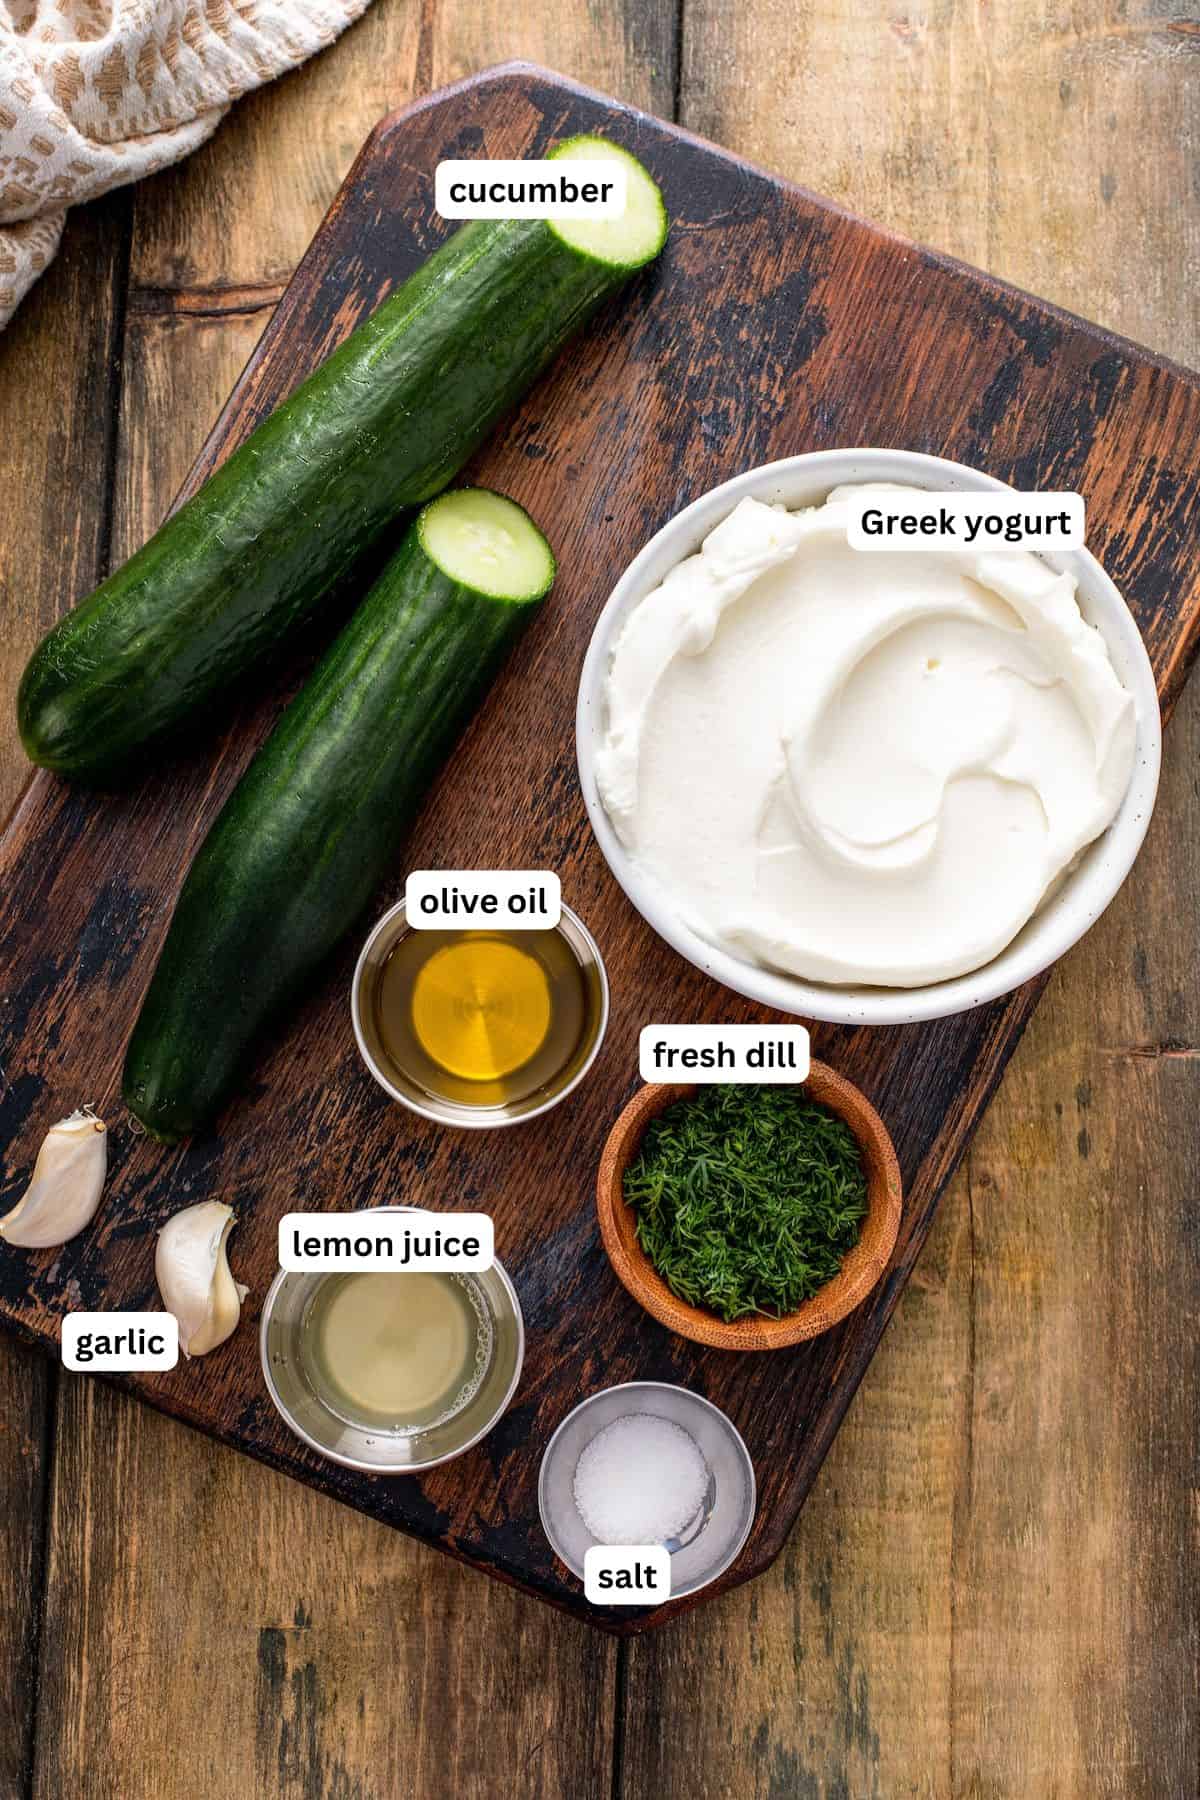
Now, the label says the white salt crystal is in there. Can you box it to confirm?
[572,1412,710,1545]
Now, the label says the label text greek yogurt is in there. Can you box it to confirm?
[847,491,1084,552]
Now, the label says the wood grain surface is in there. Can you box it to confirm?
[0,1,1195,1793]
[4,59,1197,1637]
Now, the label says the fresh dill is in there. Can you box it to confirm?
[623,1085,868,1322]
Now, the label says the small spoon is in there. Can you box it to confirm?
[662,1467,717,1554]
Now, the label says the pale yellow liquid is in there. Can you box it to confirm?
[300,1272,486,1430]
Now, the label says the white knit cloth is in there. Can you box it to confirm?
[0,0,372,326]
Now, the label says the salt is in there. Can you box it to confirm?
[572,1412,710,1545]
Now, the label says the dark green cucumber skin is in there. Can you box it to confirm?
[122,522,543,1141]
[19,216,624,782]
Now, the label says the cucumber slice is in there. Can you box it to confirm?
[18,139,665,784]
[549,136,669,271]
[419,489,556,602]
[122,488,554,1141]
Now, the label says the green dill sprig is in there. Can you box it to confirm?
[623,1085,868,1323]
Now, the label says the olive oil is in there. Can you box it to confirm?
[412,938,551,1079]
[372,926,590,1108]
[300,1270,492,1432]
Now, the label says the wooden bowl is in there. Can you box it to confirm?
[596,1062,903,1350]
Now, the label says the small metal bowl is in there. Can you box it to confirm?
[351,897,610,1128]
[538,1382,757,1600]
[259,1213,525,1474]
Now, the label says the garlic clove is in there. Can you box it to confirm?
[155,1200,248,1358]
[1,1108,108,1250]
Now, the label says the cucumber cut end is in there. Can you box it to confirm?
[547,136,668,271]
[418,489,556,603]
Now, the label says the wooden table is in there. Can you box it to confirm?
[0,4,1194,1793]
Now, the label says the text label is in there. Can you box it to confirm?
[62,1312,179,1371]
[278,1211,494,1273]
[847,491,1084,553]
[639,1024,811,1084]
[406,869,561,930]
[584,1545,672,1605]
[435,159,627,221]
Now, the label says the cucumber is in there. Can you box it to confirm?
[19,137,666,782]
[122,488,554,1142]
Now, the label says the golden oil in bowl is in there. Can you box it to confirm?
[352,901,609,1126]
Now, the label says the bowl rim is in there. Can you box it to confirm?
[575,446,1163,1025]
[258,1208,526,1474]
[595,1064,903,1350]
[349,896,611,1128]
[536,1379,758,1596]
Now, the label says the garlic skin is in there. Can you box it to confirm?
[156,1200,249,1358]
[1,1108,107,1249]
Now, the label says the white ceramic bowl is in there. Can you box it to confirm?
[575,449,1161,1025]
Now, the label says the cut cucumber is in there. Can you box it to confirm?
[549,137,670,271]
[419,488,556,600]
[122,489,553,1142]
[19,140,666,783]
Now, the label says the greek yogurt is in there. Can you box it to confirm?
[595,484,1136,989]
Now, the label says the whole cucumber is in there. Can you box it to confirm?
[20,137,666,781]
[122,489,555,1141]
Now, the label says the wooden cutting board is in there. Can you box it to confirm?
[2,64,1199,1633]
